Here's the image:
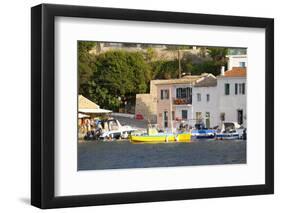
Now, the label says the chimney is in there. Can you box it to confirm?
[221,66,225,76]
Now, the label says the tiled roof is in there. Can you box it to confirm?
[152,76,202,85]
[223,67,246,77]
[194,74,217,87]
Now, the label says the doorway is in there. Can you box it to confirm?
[205,112,210,128]
[237,110,243,125]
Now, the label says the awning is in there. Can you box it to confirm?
[79,108,112,114]
[78,113,90,118]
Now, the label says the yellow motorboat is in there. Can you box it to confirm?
[130,133,191,143]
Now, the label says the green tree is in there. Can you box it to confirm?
[78,41,97,98]
[93,50,151,111]
[151,60,179,79]
[145,47,157,62]
[208,47,228,64]
[191,61,219,75]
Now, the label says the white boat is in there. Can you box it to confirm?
[99,118,137,140]
[216,122,245,140]
[191,123,216,139]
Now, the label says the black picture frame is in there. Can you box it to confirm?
[31,3,274,209]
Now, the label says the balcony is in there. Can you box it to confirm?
[173,98,192,105]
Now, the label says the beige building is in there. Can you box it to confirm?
[135,75,203,127]
[154,75,207,129]
[135,80,158,123]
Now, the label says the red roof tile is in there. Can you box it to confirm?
[224,67,246,77]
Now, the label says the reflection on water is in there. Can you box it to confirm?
[78,140,246,170]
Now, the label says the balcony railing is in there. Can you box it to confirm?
[173,98,192,105]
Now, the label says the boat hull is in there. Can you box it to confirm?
[131,133,191,143]
[216,133,239,140]
[196,135,215,139]
[192,129,216,139]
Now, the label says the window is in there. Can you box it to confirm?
[197,93,201,101]
[172,111,175,120]
[206,94,210,102]
[176,88,181,98]
[239,84,243,94]
[220,112,225,121]
[236,83,246,95]
[196,112,202,121]
[242,83,245,94]
[160,89,169,100]
[176,87,192,103]
[182,110,188,120]
[177,88,187,98]
[224,83,230,95]
[235,83,238,95]
[239,61,246,67]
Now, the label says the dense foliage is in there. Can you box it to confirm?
[93,51,151,111]
[78,41,97,98]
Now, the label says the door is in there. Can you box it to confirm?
[205,112,210,128]
[237,110,243,125]
[163,111,168,128]
[196,112,202,123]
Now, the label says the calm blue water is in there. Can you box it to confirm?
[78,139,246,170]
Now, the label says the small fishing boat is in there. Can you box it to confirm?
[130,133,191,143]
[99,118,137,140]
[192,129,216,139]
[216,132,239,140]
[191,123,216,139]
[130,124,191,143]
[216,122,244,140]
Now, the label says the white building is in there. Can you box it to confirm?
[227,54,247,70]
[217,67,247,127]
[192,74,219,128]
[191,55,247,128]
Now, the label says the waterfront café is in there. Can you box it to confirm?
[78,95,112,136]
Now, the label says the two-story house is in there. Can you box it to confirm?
[155,74,213,129]
[192,74,218,128]
[217,66,247,127]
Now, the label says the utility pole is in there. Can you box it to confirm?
[178,49,181,78]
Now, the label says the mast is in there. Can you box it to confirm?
[190,72,193,128]
[169,87,174,133]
